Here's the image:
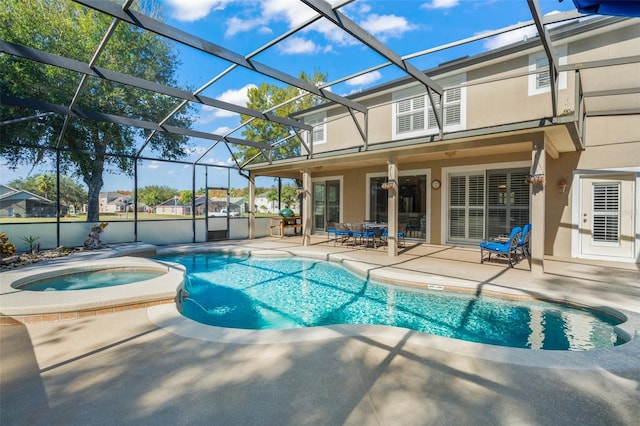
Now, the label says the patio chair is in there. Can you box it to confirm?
[327,222,337,244]
[349,223,377,249]
[480,226,522,268]
[382,223,407,248]
[334,223,352,246]
[518,224,531,257]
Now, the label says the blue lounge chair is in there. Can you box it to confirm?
[327,222,337,244]
[480,226,522,268]
[518,224,531,256]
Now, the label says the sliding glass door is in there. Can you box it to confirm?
[369,173,427,239]
[312,180,340,232]
[447,168,530,243]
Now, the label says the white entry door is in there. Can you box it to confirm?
[580,174,635,259]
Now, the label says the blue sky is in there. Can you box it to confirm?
[2,0,577,191]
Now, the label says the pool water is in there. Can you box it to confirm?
[156,253,623,350]
[21,270,163,291]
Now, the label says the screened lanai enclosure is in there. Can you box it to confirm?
[1,0,638,252]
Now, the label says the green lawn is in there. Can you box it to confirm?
[0,212,280,224]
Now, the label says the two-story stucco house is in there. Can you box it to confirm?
[246,16,639,271]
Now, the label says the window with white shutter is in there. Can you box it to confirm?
[528,46,567,96]
[392,74,465,140]
[305,113,326,145]
[592,183,620,244]
[396,95,425,134]
[448,172,484,242]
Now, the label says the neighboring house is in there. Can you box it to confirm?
[98,192,132,213]
[254,192,301,214]
[208,197,246,216]
[155,196,190,215]
[155,196,246,216]
[0,184,68,218]
[246,16,640,267]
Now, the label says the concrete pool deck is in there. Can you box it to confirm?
[2,237,639,425]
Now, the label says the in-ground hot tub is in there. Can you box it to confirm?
[15,268,166,291]
[1,257,184,322]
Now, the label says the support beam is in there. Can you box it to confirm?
[530,135,547,276]
[1,93,271,150]
[387,158,399,257]
[300,0,443,130]
[0,41,310,133]
[248,172,256,240]
[301,169,313,246]
[73,0,367,114]
[528,0,560,118]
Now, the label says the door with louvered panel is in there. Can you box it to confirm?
[580,175,634,259]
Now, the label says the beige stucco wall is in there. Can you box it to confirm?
[547,113,640,258]
[311,22,637,157]
[292,20,639,261]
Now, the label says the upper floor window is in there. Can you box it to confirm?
[392,74,466,140]
[528,45,567,96]
[396,94,425,133]
[305,113,326,145]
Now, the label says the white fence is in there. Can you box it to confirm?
[0,217,274,251]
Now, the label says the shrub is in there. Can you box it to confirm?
[0,233,16,258]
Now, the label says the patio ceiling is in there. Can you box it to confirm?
[1,0,638,174]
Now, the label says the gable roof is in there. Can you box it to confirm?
[0,185,55,204]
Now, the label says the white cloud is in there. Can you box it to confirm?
[421,0,460,10]
[147,161,161,169]
[360,14,416,41]
[217,84,256,106]
[481,11,567,50]
[262,0,316,28]
[345,71,382,87]
[197,84,256,122]
[309,19,357,46]
[166,0,233,22]
[224,16,273,38]
[481,24,537,50]
[277,36,319,54]
[212,126,232,135]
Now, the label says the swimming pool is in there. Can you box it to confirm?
[156,252,623,351]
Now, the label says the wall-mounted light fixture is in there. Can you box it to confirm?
[381,180,396,190]
[525,174,545,185]
[296,187,305,196]
[557,179,567,193]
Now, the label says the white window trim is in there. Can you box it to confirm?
[441,161,530,245]
[305,112,327,145]
[392,74,466,140]
[528,45,568,96]
[311,175,343,224]
[365,168,431,242]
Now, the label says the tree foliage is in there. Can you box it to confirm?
[8,173,87,211]
[137,185,177,208]
[0,0,194,222]
[237,70,328,165]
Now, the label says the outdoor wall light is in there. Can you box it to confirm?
[557,179,568,193]
[296,187,306,196]
[381,180,396,190]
